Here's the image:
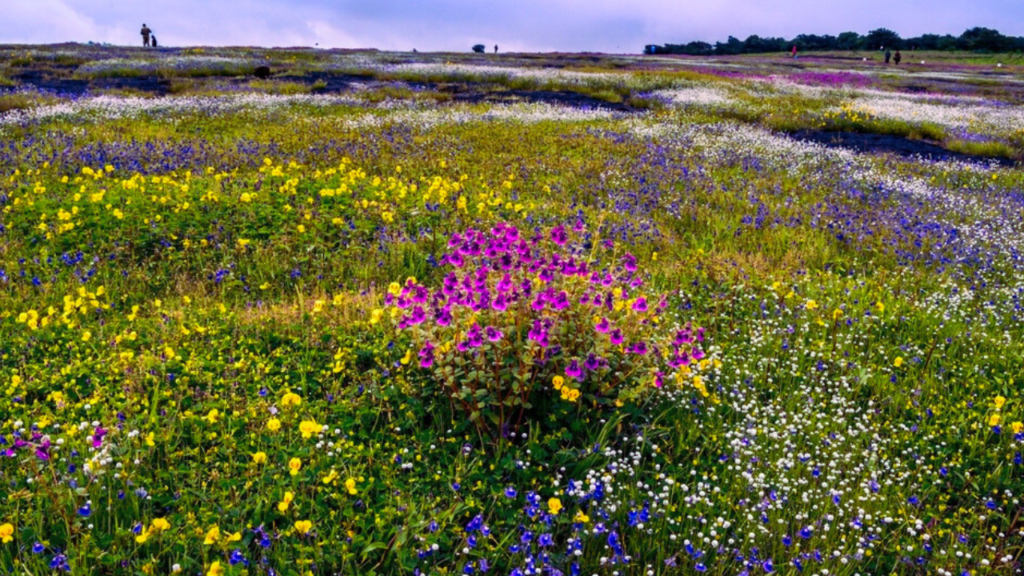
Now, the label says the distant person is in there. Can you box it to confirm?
[791,45,797,59]
[893,50,902,65]
[494,44,499,54]
[141,24,152,47]
[151,35,158,48]
[884,50,891,64]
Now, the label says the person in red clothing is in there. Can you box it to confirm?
[791,45,798,59]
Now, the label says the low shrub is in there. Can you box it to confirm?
[381,222,707,436]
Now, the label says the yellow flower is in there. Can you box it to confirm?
[322,470,339,484]
[205,409,220,424]
[152,518,171,531]
[267,418,281,432]
[1012,421,1023,434]
[388,282,402,296]
[281,393,302,408]
[207,561,224,576]
[227,532,242,542]
[278,491,295,512]
[893,357,903,368]
[560,387,580,402]
[289,457,302,476]
[345,478,358,495]
[203,525,220,545]
[805,300,818,310]
[370,309,383,324]
[253,452,267,464]
[81,330,92,342]
[145,432,155,447]
[0,523,13,543]
[552,376,564,391]
[299,420,321,439]
[548,498,562,515]
[294,520,313,534]
[135,531,149,544]
[989,414,1001,427]
[574,510,590,523]
[994,396,1006,410]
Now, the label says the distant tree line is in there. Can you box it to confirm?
[645,28,1024,55]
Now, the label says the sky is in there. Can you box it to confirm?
[1,0,1022,53]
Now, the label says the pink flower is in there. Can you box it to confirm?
[485,326,503,342]
[631,297,648,312]
[594,317,610,333]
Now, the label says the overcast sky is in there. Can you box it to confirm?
[2,0,1022,53]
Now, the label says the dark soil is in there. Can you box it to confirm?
[788,129,1019,167]
[6,63,637,112]
[9,69,171,96]
[440,84,633,111]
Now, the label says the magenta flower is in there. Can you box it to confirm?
[594,317,610,333]
[492,294,508,312]
[565,359,583,379]
[551,291,570,310]
[410,306,427,324]
[622,253,637,272]
[550,225,568,246]
[609,329,624,345]
[485,326,503,342]
[419,342,436,368]
[497,274,513,293]
[631,297,648,313]
[92,427,107,449]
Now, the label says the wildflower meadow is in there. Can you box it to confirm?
[0,45,1023,576]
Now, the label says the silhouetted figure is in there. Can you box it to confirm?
[494,44,499,54]
[254,66,271,79]
[151,35,158,48]
[884,50,891,64]
[791,45,797,59]
[893,50,902,65]
[141,24,152,47]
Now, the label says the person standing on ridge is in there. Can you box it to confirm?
[893,50,902,65]
[141,24,152,47]
[884,49,891,64]
[494,44,499,54]
[791,45,797,59]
